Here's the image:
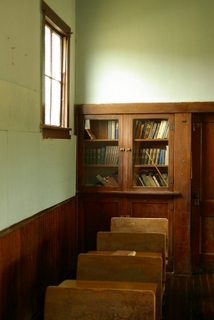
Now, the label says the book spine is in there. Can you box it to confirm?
[115,121,119,139]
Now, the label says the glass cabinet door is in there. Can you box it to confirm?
[83,116,120,188]
[131,115,173,190]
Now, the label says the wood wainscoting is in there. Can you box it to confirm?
[0,197,77,320]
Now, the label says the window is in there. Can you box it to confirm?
[42,1,72,139]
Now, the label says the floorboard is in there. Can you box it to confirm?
[163,274,214,320]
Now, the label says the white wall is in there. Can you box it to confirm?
[75,0,214,104]
[0,0,76,230]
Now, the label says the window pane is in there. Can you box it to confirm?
[45,26,51,76]
[45,76,51,124]
[51,80,61,126]
[52,32,61,81]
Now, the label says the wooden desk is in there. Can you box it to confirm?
[77,252,163,319]
[44,279,157,320]
[111,217,169,259]
[96,231,166,280]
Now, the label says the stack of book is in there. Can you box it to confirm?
[134,119,169,139]
[96,173,119,187]
[133,172,168,187]
[84,146,119,165]
[133,146,169,165]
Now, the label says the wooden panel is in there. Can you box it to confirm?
[201,217,214,253]
[0,197,77,320]
[127,196,173,271]
[79,194,121,252]
[191,113,214,272]
[201,121,214,200]
[173,113,192,274]
[131,202,168,218]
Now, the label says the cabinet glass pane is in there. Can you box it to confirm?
[132,118,169,188]
[83,119,119,187]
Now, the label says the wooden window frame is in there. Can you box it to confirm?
[41,1,72,139]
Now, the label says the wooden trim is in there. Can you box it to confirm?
[42,1,72,35]
[41,1,72,139]
[77,190,180,196]
[75,102,214,115]
[42,125,71,139]
[0,198,73,238]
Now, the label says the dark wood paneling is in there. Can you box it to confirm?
[0,197,77,320]
[79,194,121,252]
[128,195,174,271]
[191,114,214,272]
[173,113,192,274]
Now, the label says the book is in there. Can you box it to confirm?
[146,121,154,139]
[111,173,119,185]
[96,174,109,186]
[104,146,110,164]
[141,120,149,138]
[85,119,90,129]
[141,173,152,186]
[108,121,112,139]
[100,147,106,164]
[135,174,144,186]
[85,128,96,139]
[153,175,160,187]
[84,149,90,164]
[157,120,167,139]
[111,250,136,256]
[155,174,167,186]
[143,121,153,139]
[111,120,116,139]
[162,120,169,139]
[105,175,118,187]
[92,148,96,164]
[137,123,145,139]
[147,174,157,187]
[115,122,119,139]
[96,148,101,164]
[148,122,157,139]
[133,120,141,139]
[153,122,161,139]
[155,148,160,164]
[158,149,163,165]
[140,148,146,164]
[148,148,154,164]
[165,146,169,165]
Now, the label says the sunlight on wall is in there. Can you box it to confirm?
[76,0,214,104]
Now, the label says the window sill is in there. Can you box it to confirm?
[41,125,72,139]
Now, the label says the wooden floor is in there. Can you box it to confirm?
[163,273,214,320]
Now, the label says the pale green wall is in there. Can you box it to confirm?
[0,0,76,230]
[76,0,214,103]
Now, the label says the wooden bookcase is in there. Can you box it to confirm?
[78,113,174,192]
[75,102,214,273]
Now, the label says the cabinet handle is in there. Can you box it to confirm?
[120,147,125,152]
[126,148,131,152]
